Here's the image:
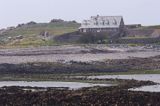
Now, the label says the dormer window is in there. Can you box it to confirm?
[113,19,117,25]
[94,21,98,25]
[105,20,109,25]
[101,20,105,25]
[83,20,90,26]
[86,23,90,26]
[96,21,98,25]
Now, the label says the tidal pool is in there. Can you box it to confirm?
[0,81,112,90]
[88,74,160,83]
[88,74,160,92]
[129,84,160,92]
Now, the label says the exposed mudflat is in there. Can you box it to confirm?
[0,44,160,64]
[0,81,111,90]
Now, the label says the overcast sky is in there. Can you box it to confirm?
[0,0,159,28]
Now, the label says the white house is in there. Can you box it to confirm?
[79,15,125,33]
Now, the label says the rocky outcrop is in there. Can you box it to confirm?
[0,80,157,106]
[0,55,159,74]
[50,19,64,23]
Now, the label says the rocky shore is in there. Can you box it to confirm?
[0,79,157,106]
[0,44,159,64]
[0,55,159,74]
[0,44,159,106]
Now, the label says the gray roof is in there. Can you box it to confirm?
[79,16,123,29]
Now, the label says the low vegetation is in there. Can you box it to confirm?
[0,19,160,47]
[145,25,160,29]
[0,21,80,47]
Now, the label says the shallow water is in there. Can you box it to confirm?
[88,74,160,83]
[88,74,160,92]
[0,81,112,89]
[129,84,160,92]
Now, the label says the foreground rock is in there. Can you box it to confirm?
[0,79,157,106]
[0,55,159,74]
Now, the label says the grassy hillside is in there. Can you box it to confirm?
[0,21,80,48]
[145,25,160,29]
[1,21,160,48]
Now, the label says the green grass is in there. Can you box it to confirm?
[145,25,160,29]
[0,22,80,47]
[0,70,159,81]
[2,22,80,37]
[0,74,118,85]
[121,36,150,39]
[8,37,56,47]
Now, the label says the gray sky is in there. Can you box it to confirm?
[0,0,159,28]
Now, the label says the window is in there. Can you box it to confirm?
[113,19,117,25]
[94,21,98,25]
[96,21,98,25]
[105,20,109,25]
[101,20,105,25]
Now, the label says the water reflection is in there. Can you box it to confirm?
[0,81,112,90]
[88,74,160,92]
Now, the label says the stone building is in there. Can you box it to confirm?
[79,15,125,34]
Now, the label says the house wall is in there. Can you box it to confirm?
[79,28,120,33]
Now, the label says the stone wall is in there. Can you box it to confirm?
[125,28,160,38]
[110,37,160,44]
[125,29,154,37]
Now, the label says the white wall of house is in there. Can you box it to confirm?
[79,15,125,33]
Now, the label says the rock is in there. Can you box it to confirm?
[26,21,37,25]
[8,37,12,40]
[16,35,23,39]
[40,31,50,37]
[50,19,64,23]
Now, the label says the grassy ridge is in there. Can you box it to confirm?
[145,25,160,29]
[2,22,80,37]
[0,22,80,47]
